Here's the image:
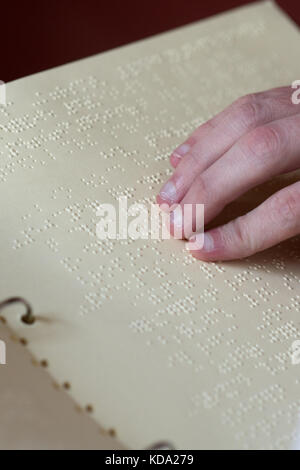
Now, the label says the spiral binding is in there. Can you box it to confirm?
[0,297,35,325]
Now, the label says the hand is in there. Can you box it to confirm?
[157,86,300,261]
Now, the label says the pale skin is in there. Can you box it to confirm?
[156,86,300,261]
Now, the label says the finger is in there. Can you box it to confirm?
[187,180,300,261]
[159,87,300,207]
[169,86,297,169]
[172,113,300,239]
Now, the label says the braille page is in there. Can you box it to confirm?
[1,1,300,450]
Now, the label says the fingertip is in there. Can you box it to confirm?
[156,194,172,212]
[188,247,216,262]
[187,231,221,261]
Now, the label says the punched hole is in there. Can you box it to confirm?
[85,404,93,413]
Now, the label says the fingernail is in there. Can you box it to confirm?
[188,232,215,251]
[173,143,191,159]
[159,181,177,203]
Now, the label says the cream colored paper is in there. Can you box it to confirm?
[0,325,124,450]
[0,1,300,449]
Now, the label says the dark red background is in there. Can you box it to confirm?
[2,0,299,82]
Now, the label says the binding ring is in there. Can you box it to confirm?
[0,297,35,325]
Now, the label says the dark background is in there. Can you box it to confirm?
[2,0,300,82]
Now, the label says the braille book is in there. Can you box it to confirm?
[0,1,300,449]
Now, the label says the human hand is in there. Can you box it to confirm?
[157,87,300,261]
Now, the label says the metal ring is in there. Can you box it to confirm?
[0,297,35,325]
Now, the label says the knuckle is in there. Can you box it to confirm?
[194,174,207,200]
[241,125,283,162]
[274,87,295,106]
[220,216,257,257]
[272,186,300,224]
[231,216,256,254]
[238,102,260,128]
[235,101,260,127]
[229,94,263,131]
[234,93,257,108]
[187,148,201,166]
